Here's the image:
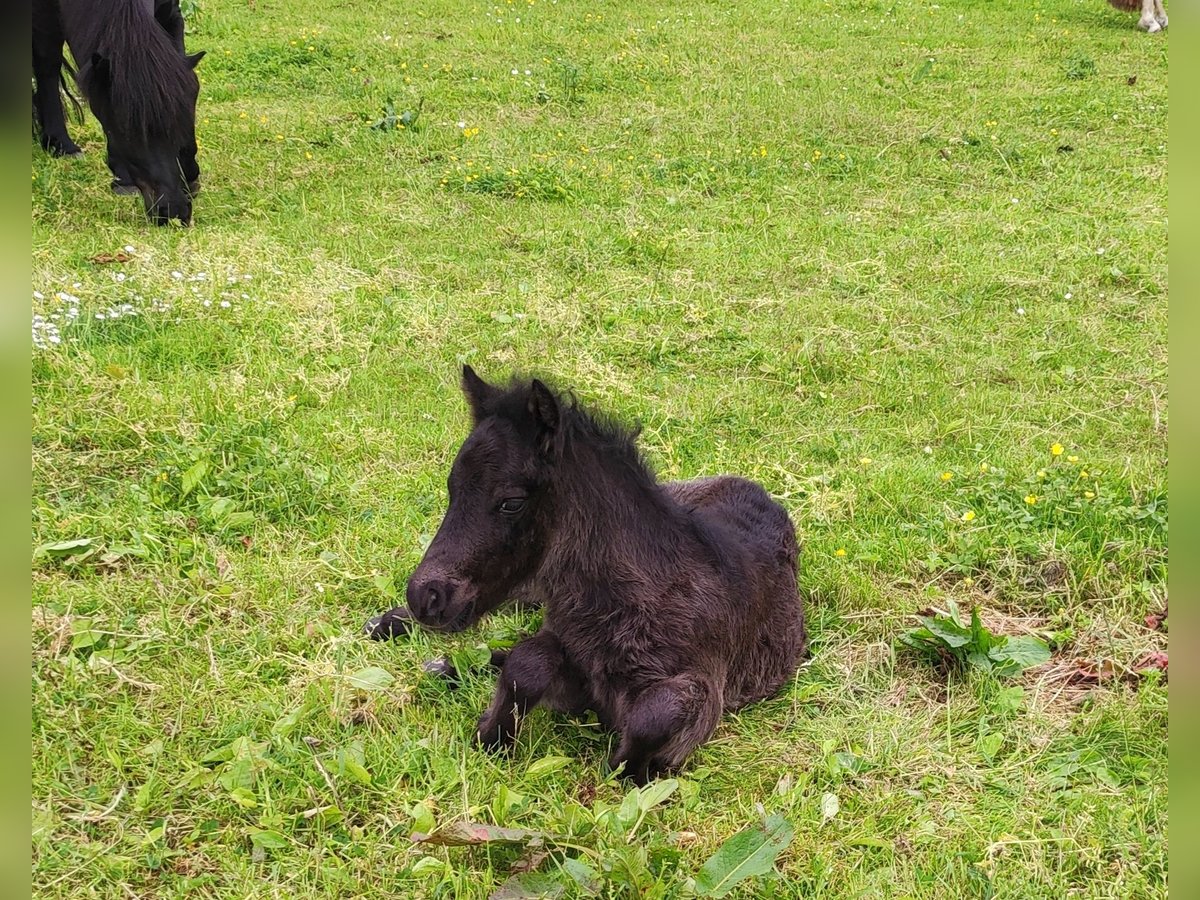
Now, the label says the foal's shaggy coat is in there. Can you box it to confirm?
[406,368,806,782]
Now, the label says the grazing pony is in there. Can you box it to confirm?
[404,368,806,783]
[1109,0,1168,32]
[33,0,204,224]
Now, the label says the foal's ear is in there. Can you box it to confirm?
[528,379,560,437]
[187,51,206,69]
[461,364,498,421]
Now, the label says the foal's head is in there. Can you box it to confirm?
[406,367,562,631]
[80,31,204,224]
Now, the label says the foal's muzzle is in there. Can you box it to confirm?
[406,574,476,632]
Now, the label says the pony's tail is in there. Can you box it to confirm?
[1108,0,1141,10]
[60,58,83,123]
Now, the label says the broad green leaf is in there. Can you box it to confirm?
[248,828,289,850]
[526,756,572,778]
[36,538,94,559]
[994,686,1025,713]
[70,618,102,651]
[410,856,447,876]
[978,732,1004,761]
[347,666,394,691]
[820,792,839,822]
[409,801,436,836]
[560,857,601,895]
[489,873,564,900]
[694,814,795,897]
[966,649,994,673]
[945,598,965,628]
[921,615,972,648]
[849,836,892,849]
[134,780,154,811]
[228,786,258,808]
[616,786,641,830]
[271,705,308,737]
[637,778,679,812]
[969,605,993,652]
[450,643,493,676]
[989,635,1051,670]
[831,751,870,775]
[338,741,372,785]
[181,459,209,497]
[493,784,527,823]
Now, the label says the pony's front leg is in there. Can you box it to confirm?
[1139,0,1162,32]
[611,676,723,785]
[475,630,566,751]
[32,33,79,157]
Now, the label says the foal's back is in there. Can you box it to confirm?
[674,475,805,709]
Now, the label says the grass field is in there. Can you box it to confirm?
[31,0,1169,896]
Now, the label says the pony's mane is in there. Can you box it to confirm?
[76,0,196,143]
[488,377,657,488]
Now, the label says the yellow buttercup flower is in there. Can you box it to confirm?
[835,548,847,558]
[859,457,873,466]
[961,510,976,522]
[940,471,953,482]
[1024,494,1039,505]
[1084,490,1095,499]
[1067,455,1079,464]
[1051,443,1064,456]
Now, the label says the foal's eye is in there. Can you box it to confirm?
[498,498,527,515]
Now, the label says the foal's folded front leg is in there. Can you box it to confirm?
[475,629,565,751]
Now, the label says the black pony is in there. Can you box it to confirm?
[404,368,806,783]
[33,0,204,224]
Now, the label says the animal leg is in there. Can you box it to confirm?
[611,676,722,785]
[1139,0,1161,32]
[32,25,79,157]
[475,630,567,751]
[1153,0,1168,28]
[104,136,139,195]
[423,648,509,688]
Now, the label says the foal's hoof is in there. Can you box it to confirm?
[111,179,139,196]
[363,606,414,640]
[423,657,461,686]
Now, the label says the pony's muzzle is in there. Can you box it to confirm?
[148,198,192,226]
[406,573,475,632]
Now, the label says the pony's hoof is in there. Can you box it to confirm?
[111,179,139,196]
[423,657,461,686]
[363,606,414,640]
[474,720,514,753]
[1157,14,1168,29]
[1140,16,1160,32]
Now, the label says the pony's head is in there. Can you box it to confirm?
[405,367,562,632]
[81,43,204,225]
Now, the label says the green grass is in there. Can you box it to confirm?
[31,0,1167,896]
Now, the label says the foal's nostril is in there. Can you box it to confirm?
[406,575,456,625]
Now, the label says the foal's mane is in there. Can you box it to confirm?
[489,377,658,491]
[75,0,196,143]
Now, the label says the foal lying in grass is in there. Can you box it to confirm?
[403,367,806,783]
